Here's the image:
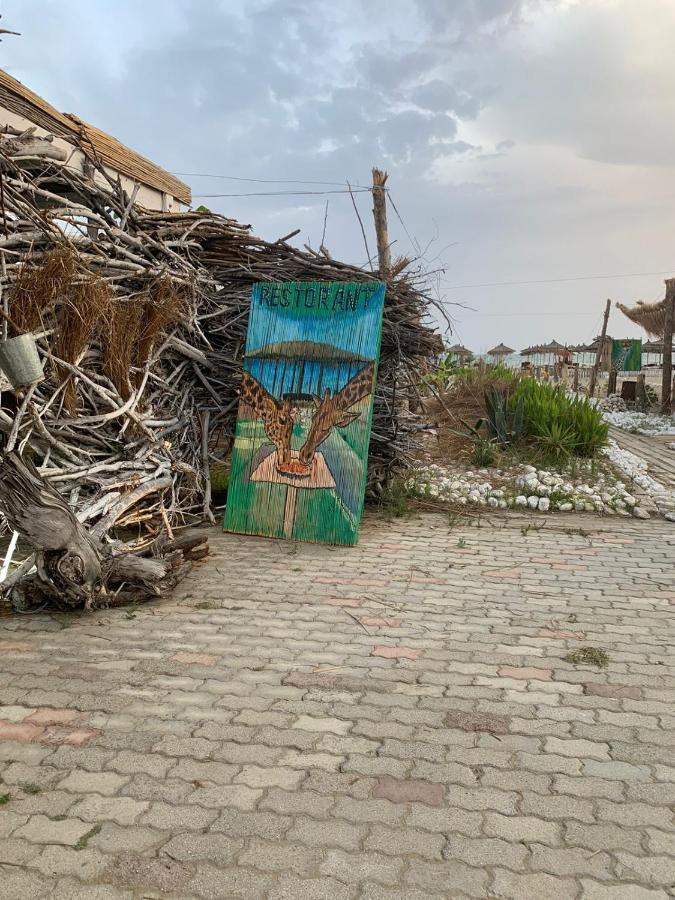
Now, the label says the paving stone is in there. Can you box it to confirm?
[444,709,511,733]
[268,873,356,900]
[287,815,367,850]
[372,776,445,806]
[238,837,323,875]
[160,831,243,862]
[140,800,218,829]
[319,848,403,885]
[484,811,562,845]
[210,807,292,840]
[405,859,489,898]
[101,851,192,893]
[235,764,304,789]
[186,863,273,899]
[443,833,529,871]
[294,714,352,734]
[545,736,611,760]
[530,843,614,879]
[579,881,670,899]
[87,823,165,853]
[491,868,578,900]
[15,814,92,846]
[58,771,129,796]
[365,824,445,859]
[30,844,110,880]
[614,852,675,888]
[260,787,335,817]
[565,821,645,855]
[407,803,483,837]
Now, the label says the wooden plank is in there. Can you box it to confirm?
[224,281,386,545]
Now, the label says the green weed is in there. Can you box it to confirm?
[564,646,610,668]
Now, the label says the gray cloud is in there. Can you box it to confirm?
[2,0,674,351]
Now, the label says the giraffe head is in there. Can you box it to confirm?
[271,396,294,465]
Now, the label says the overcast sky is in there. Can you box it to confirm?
[3,0,674,351]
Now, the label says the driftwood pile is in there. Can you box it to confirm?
[0,135,439,609]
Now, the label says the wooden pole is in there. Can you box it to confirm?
[607,369,617,396]
[636,372,647,409]
[661,279,674,414]
[589,298,611,398]
[371,168,391,279]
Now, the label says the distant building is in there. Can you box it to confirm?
[0,68,190,211]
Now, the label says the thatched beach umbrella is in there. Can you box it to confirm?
[487,342,514,362]
[446,343,473,362]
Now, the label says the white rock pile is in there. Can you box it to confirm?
[409,461,649,517]
[603,439,675,521]
[601,410,675,436]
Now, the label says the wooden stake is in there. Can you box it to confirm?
[636,372,646,408]
[371,168,390,279]
[661,279,675,414]
[589,299,611,398]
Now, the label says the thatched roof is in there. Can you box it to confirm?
[0,67,191,204]
[487,343,514,356]
[616,299,665,338]
[446,343,472,356]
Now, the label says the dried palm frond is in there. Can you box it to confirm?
[616,299,665,338]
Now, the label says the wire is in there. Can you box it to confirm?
[175,172,370,188]
[447,270,674,289]
[191,188,372,199]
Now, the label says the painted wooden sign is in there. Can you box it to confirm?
[611,338,641,372]
[224,281,385,545]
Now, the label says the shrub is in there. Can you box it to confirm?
[512,380,608,459]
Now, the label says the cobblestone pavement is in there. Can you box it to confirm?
[0,512,674,899]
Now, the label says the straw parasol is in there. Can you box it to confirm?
[487,342,514,360]
[446,343,473,360]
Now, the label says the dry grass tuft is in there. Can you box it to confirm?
[54,276,110,413]
[9,248,77,336]
[136,276,187,379]
[102,299,144,400]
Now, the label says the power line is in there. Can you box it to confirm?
[447,270,673,289]
[191,188,372,199]
[174,171,370,189]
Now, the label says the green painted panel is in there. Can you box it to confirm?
[224,281,386,545]
[611,339,642,372]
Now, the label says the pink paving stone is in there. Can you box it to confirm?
[483,569,520,578]
[358,617,402,627]
[171,652,218,667]
[537,629,583,640]
[498,665,553,681]
[373,776,445,806]
[0,720,45,742]
[40,726,99,746]
[25,708,82,726]
[371,646,419,660]
[585,683,642,700]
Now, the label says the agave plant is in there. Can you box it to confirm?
[484,386,524,446]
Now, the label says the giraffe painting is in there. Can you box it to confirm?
[224,281,386,545]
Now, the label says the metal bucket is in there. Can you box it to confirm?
[0,333,44,389]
